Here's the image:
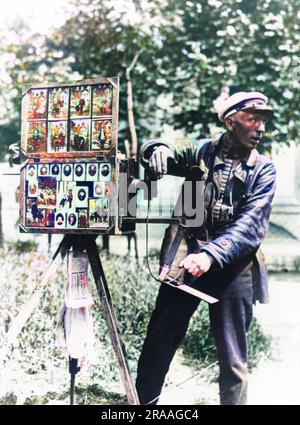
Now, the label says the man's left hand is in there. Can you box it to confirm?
[179,252,213,278]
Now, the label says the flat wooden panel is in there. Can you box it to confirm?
[20,77,121,235]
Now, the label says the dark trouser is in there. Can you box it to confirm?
[136,270,253,405]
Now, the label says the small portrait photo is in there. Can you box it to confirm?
[48,87,69,120]
[73,163,86,181]
[45,209,55,227]
[76,186,89,208]
[37,176,57,209]
[26,199,47,227]
[69,119,90,151]
[93,182,105,198]
[55,212,66,228]
[89,198,109,228]
[47,121,68,153]
[57,181,75,210]
[70,85,91,118]
[104,183,111,197]
[66,212,78,229]
[61,163,73,181]
[27,181,38,197]
[92,84,113,117]
[38,164,49,176]
[26,122,47,153]
[91,119,112,151]
[86,163,99,181]
[99,163,111,182]
[27,89,47,120]
[50,163,61,179]
[78,209,89,228]
[26,163,38,180]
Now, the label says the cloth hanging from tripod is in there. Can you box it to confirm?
[57,252,95,369]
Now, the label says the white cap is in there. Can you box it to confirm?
[217,91,273,122]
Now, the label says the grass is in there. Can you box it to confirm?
[0,241,273,404]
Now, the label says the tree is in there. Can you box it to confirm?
[1,0,300,160]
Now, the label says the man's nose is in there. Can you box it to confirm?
[257,121,265,132]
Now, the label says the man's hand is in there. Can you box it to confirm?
[179,252,213,278]
[148,145,174,179]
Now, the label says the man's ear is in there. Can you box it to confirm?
[225,117,235,132]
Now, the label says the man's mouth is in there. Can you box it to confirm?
[250,137,261,144]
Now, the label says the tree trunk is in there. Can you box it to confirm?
[126,52,141,158]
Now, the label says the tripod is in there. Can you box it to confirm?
[0,234,139,405]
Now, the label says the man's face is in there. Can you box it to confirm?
[226,110,266,151]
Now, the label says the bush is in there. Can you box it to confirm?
[6,239,38,253]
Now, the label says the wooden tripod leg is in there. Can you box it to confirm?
[0,235,73,366]
[86,238,140,405]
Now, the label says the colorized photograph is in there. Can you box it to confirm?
[70,85,91,118]
[25,200,47,227]
[47,121,68,153]
[27,89,47,120]
[69,119,90,151]
[26,122,47,153]
[91,119,112,151]
[73,163,86,181]
[92,84,113,116]
[48,87,69,120]
[93,182,105,198]
[89,198,109,228]
[56,181,76,210]
[61,163,73,181]
[26,163,38,180]
[78,209,89,228]
[75,185,89,208]
[54,212,66,229]
[86,162,99,181]
[66,212,78,229]
[99,163,111,182]
[49,163,61,179]
[37,176,57,209]
[38,163,49,176]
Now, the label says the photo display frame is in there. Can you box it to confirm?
[19,77,120,234]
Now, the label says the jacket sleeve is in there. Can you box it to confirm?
[200,161,276,268]
[139,138,203,177]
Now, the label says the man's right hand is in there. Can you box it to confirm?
[148,145,174,179]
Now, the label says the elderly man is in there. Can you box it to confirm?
[136,91,276,405]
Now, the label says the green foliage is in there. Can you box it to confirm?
[6,239,38,253]
[1,0,300,158]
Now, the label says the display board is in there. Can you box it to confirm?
[19,77,123,234]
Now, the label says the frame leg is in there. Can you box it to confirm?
[85,237,139,405]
